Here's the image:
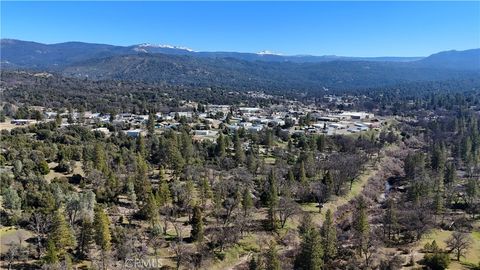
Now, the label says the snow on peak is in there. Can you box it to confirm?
[257,50,282,56]
[136,43,194,52]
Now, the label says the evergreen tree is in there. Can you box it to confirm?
[433,174,445,219]
[77,217,94,259]
[234,132,246,164]
[190,205,204,242]
[295,220,323,270]
[298,161,307,184]
[126,178,137,207]
[383,199,398,241]
[39,159,50,175]
[265,242,281,270]
[287,169,295,187]
[136,135,146,157]
[264,129,274,149]
[353,197,370,254]
[181,131,194,163]
[321,209,337,262]
[323,171,333,200]
[50,208,77,255]
[431,144,447,171]
[147,112,156,135]
[216,133,226,157]
[242,188,254,217]
[444,162,456,187]
[44,238,59,264]
[199,177,212,208]
[166,135,185,173]
[93,143,108,174]
[156,168,172,207]
[266,169,279,230]
[145,192,160,229]
[93,206,111,254]
[317,135,326,152]
[134,154,152,202]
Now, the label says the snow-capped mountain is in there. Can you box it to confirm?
[133,43,195,53]
[257,50,283,56]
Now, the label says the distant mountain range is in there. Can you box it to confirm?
[1,39,479,91]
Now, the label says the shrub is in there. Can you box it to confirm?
[421,252,450,270]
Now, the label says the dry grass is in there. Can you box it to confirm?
[412,225,480,270]
[0,226,33,254]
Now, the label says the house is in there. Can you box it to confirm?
[270,118,285,126]
[248,125,264,132]
[340,112,374,120]
[238,122,252,128]
[44,112,58,119]
[239,107,261,114]
[92,127,110,135]
[126,129,145,138]
[194,130,218,136]
[11,119,31,125]
[329,123,346,129]
[226,125,241,132]
[207,105,230,114]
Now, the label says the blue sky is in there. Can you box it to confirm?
[1,1,479,57]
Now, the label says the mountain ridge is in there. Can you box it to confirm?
[1,38,479,92]
[1,38,431,67]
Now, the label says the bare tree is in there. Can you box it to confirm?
[446,232,472,261]
[277,197,300,228]
[170,240,188,270]
[28,212,50,259]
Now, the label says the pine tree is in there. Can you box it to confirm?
[266,169,279,231]
[353,197,370,254]
[234,132,246,164]
[264,129,274,148]
[181,131,194,163]
[166,135,185,173]
[126,178,137,207]
[145,192,160,228]
[295,221,323,270]
[156,168,172,207]
[199,177,212,208]
[147,112,156,135]
[383,199,398,241]
[50,208,77,255]
[44,238,59,264]
[93,143,108,174]
[134,154,152,202]
[77,217,94,259]
[321,209,337,262]
[298,161,307,184]
[242,188,254,217]
[216,133,226,157]
[265,242,281,270]
[94,206,112,253]
[55,113,62,127]
[287,169,295,187]
[190,205,204,242]
[136,135,146,157]
[317,135,326,152]
[444,162,456,187]
[298,212,314,237]
[431,144,446,171]
[323,171,333,200]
